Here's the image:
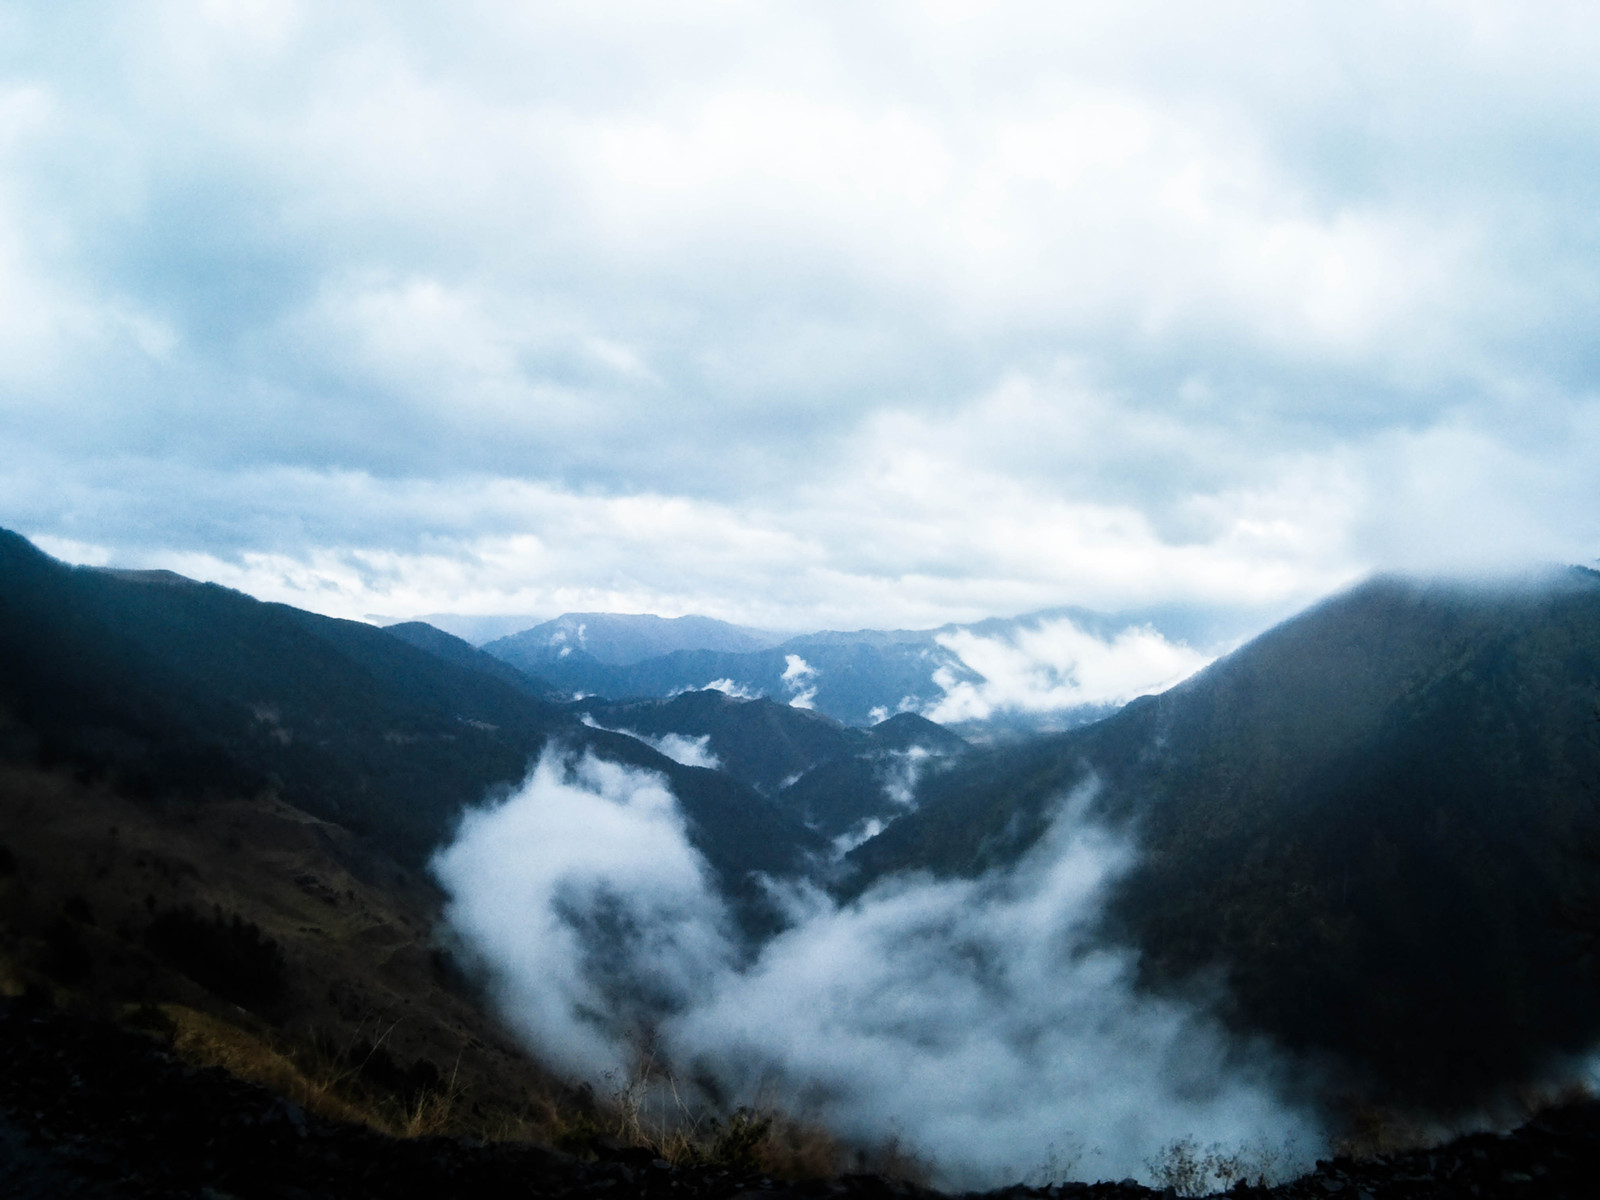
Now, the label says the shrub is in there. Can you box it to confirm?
[145,905,286,1012]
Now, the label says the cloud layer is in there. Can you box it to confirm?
[927,614,1213,723]
[5,2,1600,628]
[435,749,1321,1187]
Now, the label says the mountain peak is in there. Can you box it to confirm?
[485,612,784,666]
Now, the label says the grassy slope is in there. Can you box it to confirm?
[0,757,571,1140]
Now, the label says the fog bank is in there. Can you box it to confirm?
[434,749,1320,1186]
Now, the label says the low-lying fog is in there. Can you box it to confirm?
[433,749,1321,1188]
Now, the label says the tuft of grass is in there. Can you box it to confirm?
[162,1004,375,1129]
[575,1054,922,1182]
[1145,1135,1300,1196]
[399,1053,463,1138]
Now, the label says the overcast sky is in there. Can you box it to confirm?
[3,1,1599,632]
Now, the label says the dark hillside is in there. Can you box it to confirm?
[867,712,968,755]
[0,530,821,903]
[578,691,872,794]
[771,714,969,842]
[846,570,1600,1107]
[9,993,1600,1197]
[577,693,968,841]
[486,640,980,727]
[383,621,566,701]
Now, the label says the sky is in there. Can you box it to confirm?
[4,1,1600,633]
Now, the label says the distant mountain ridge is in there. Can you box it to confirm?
[574,691,968,844]
[477,605,1236,730]
[14,522,1600,1128]
[485,612,786,667]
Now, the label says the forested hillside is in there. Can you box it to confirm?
[847,570,1600,1105]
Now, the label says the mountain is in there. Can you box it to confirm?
[844,569,1600,1108]
[577,691,968,843]
[372,612,544,645]
[0,529,822,914]
[495,639,978,727]
[483,605,1235,732]
[577,690,870,793]
[484,612,785,669]
[382,620,565,701]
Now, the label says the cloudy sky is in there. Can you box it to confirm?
[4,1,1599,632]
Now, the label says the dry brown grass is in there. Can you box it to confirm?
[0,761,580,1146]
[585,1055,925,1183]
[161,1004,377,1129]
[0,760,918,1180]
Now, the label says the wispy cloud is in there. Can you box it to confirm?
[696,678,761,700]
[579,714,723,769]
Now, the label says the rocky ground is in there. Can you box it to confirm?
[4,998,1600,1199]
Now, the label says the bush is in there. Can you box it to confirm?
[145,905,286,1012]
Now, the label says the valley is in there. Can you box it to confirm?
[5,528,1600,1194]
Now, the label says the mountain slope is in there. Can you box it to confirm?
[0,530,822,907]
[846,570,1600,1106]
[578,692,969,842]
[490,641,981,727]
[382,620,565,701]
[577,690,872,794]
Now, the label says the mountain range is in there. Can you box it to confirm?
[488,612,789,665]
[6,525,1600,1159]
[470,604,1247,732]
[0,529,825,932]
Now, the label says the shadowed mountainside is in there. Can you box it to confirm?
[382,620,568,702]
[846,569,1600,1109]
[0,530,822,908]
[8,995,1600,1197]
[577,692,968,841]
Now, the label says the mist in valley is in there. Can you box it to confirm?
[434,747,1323,1188]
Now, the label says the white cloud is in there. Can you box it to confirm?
[698,678,760,700]
[435,755,1322,1188]
[926,615,1214,723]
[3,1,1600,629]
[781,653,818,709]
[879,746,931,809]
[431,748,732,1079]
[579,714,724,769]
[647,732,720,770]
